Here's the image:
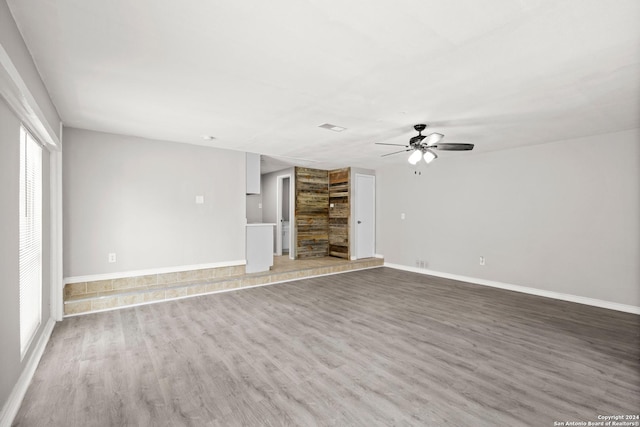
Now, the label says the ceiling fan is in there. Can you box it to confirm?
[377,124,474,164]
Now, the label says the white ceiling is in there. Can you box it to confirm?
[7,0,640,172]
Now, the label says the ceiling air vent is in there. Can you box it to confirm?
[318,123,346,132]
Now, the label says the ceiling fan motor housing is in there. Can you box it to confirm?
[410,124,428,148]
[414,124,427,133]
[409,134,426,148]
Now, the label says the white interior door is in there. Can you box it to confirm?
[355,174,375,259]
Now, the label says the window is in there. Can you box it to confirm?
[19,126,42,358]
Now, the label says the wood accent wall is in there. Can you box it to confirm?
[328,168,350,259]
[295,167,329,259]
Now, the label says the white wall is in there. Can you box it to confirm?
[376,129,640,307]
[63,127,246,278]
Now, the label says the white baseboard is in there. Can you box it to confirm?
[64,259,246,284]
[351,254,384,261]
[0,317,56,427]
[384,262,640,315]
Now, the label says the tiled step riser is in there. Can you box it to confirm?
[64,259,383,316]
[65,278,248,315]
[64,265,246,299]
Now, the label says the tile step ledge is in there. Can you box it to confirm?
[64,258,384,316]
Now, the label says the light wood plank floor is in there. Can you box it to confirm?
[14,268,640,426]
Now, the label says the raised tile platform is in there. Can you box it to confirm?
[64,256,383,316]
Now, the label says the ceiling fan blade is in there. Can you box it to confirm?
[431,143,474,151]
[381,149,411,157]
[375,142,410,147]
[424,133,444,146]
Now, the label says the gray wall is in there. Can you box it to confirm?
[1,0,61,140]
[376,128,640,307]
[63,128,246,277]
[0,97,51,413]
[246,194,263,223]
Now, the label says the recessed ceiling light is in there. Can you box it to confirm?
[318,123,346,132]
[202,135,216,141]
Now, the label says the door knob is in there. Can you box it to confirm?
[357,220,362,224]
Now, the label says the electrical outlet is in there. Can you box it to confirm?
[479,256,485,266]
[108,253,117,263]
[401,213,406,220]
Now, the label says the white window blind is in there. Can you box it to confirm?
[19,126,42,358]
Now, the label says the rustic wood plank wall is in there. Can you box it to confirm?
[328,168,350,259]
[295,167,329,258]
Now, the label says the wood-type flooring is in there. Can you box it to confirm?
[13,267,640,426]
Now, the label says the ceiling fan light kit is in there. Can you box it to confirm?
[423,149,437,164]
[377,124,474,165]
[408,149,423,165]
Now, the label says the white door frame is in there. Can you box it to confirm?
[50,147,64,321]
[354,173,376,259]
[276,174,294,259]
